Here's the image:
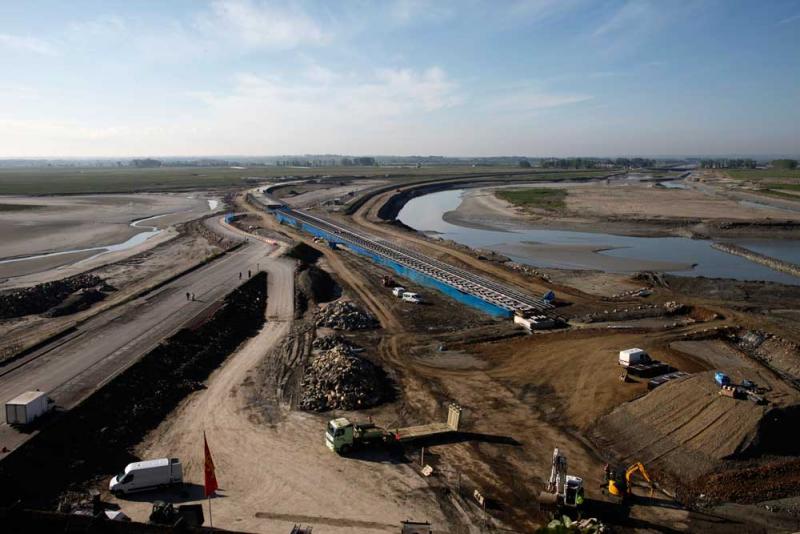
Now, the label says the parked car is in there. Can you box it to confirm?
[392,286,406,297]
[402,292,421,304]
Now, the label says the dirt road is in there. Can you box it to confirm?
[111,241,453,532]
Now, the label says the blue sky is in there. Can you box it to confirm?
[0,0,798,158]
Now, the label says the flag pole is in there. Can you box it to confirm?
[208,495,213,527]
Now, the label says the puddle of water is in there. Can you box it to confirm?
[397,189,800,285]
[659,181,688,189]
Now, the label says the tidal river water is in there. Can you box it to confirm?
[397,189,800,286]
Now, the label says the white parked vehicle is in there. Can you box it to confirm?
[109,458,183,495]
[402,292,421,304]
[618,348,650,367]
[392,286,406,297]
[5,391,53,425]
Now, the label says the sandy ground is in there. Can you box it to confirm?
[109,238,451,533]
[0,193,219,279]
[444,181,800,237]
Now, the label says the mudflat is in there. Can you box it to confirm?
[0,193,215,278]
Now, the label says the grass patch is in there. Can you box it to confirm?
[495,188,567,210]
[0,166,614,195]
[726,169,800,182]
[0,203,44,212]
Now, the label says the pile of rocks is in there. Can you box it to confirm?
[316,301,378,331]
[0,274,107,319]
[505,261,551,282]
[300,340,390,412]
[312,334,356,352]
[580,301,687,323]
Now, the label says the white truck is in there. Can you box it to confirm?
[392,286,406,297]
[109,458,183,495]
[5,390,53,425]
[618,348,650,367]
[402,291,421,303]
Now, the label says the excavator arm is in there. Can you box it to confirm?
[624,462,653,495]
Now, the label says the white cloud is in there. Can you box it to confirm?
[488,89,592,112]
[778,13,800,24]
[593,1,655,37]
[197,0,331,50]
[390,0,455,24]
[0,33,57,56]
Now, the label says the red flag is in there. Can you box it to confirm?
[204,432,218,497]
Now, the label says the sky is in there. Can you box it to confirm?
[0,0,798,158]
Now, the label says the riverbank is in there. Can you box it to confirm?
[442,184,800,239]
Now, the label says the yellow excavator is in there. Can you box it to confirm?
[604,462,654,503]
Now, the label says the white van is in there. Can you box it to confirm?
[402,292,421,304]
[392,286,406,297]
[109,458,183,495]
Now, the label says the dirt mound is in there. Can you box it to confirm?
[0,274,106,319]
[300,342,392,411]
[580,301,687,323]
[593,370,800,482]
[43,288,106,317]
[286,242,323,263]
[297,265,339,304]
[733,330,800,385]
[312,334,356,352]
[316,300,378,330]
[691,458,800,504]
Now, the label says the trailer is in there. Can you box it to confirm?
[326,403,461,454]
[5,391,53,425]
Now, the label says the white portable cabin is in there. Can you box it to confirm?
[5,391,52,425]
[619,348,648,367]
[514,314,556,331]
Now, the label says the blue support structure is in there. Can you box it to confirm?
[274,210,511,317]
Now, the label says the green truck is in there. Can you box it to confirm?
[325,403,462,454]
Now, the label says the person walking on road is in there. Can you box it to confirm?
[248,270,251,278]
[186,292,190,301]
[239,272,242,280]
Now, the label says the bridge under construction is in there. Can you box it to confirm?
[269,204,551,318]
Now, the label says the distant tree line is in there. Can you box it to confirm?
[340,157,376,166]
[131,158,162,168]
[539,157,653,169]
[771,159,798,169]
[276,158,339,167]
[699,159,757,169]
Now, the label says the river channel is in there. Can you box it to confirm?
[397,189,800,286]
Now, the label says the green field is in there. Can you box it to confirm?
[0,166,614,195]
[495,187,567,210]
[725,169,800,181]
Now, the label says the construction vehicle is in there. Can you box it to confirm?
[381,275,397,287]
[325,403,461,454]
[148,501,204,527]
[537,448,584,516]
[604,461,653,503]
[714,371,730,387]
